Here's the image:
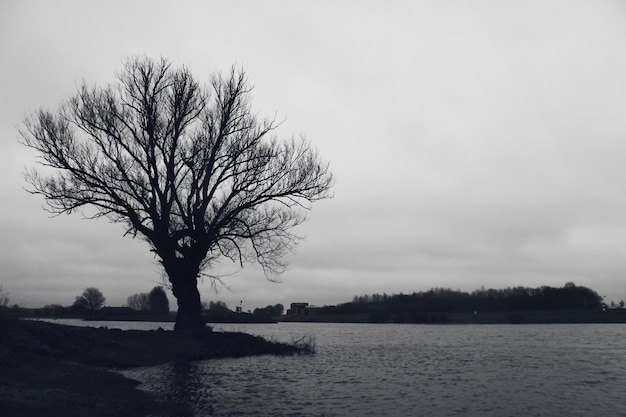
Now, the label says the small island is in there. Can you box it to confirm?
[0,317,310,417]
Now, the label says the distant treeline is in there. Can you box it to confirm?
[314,283,603,322]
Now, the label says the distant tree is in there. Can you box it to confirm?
[353,294,372,304]
[344,283,603,318]
[126,293,150,311]
[253,304,284,318]
[208,300,229,310]
[0,284,9,309]
[73,287,106,311]
[273,303,284,316]
[148,286,170,315]
[253,306,269,317]
[41,304,65,316]
[0,284,10,317]
[620,300,625,309]
[21,56,333,330]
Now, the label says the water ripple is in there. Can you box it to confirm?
[123,323,626,416]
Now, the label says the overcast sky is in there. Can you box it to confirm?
[2,0,626,311]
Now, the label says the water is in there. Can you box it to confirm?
[45,320,626,416]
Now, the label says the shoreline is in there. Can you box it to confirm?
[279,309,626,324]
[0,318,306,417]
[29,308,626,325]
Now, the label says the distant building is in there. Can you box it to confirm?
[286,302,322,316]
[287,302,308,315]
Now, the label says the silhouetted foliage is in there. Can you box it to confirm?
[253,303,284,318]
[206,300,229,311]
[0,284,10,317]
[0,284,9,308]
[148,286,169,315]
[327,283,603,322]
[73,287,106,311]
[21,56,333,330]
[126,293,150,311]
[126,287,169,314]
[42,304,64,313]
[274,303,284,316]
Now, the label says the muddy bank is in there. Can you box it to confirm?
[0,318,304,416]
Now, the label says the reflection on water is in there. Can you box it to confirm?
[118,323,626,416]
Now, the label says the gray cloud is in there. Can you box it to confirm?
[2,0,626,310]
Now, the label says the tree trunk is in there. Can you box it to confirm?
[165,258,206,330]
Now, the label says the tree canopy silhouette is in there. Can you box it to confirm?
[21,56,333,329]
[148,286,170,315]
[126,292,150,312]
[73,287,106,312]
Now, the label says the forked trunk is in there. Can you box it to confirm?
[165,258,206,330]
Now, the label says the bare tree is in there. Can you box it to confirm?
[21,56,333,330]
[74,287,106,311]
[126,292,150,311]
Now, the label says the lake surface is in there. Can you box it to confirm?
[48,319,626,416]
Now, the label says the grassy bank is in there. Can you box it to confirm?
[0,318,304,417]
